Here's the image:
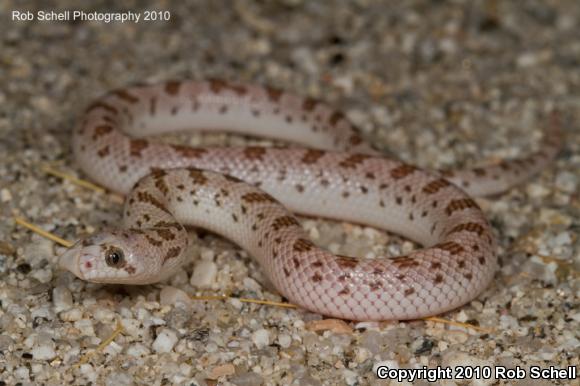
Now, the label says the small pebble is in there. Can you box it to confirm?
[121,318,143,337]
[93,308,117,323]
[60,308,83,322]
[517,51,541,67]
[372,359,399,374]
[103,341,123,357]
[343,369,359,385]
[52,286,73,312]
[252,328,270,349]
[551,231,572,247]
[79,364,97,383]
[152,328,179,353]
[208,363,236,380]
[555,171,577,192]
[160,286,192,307]
[230,371,264,386]
[200,247,215,260]
[31,344,56,361]
[354,347,370,363]
[31,267,52,283]
[105,372,133,386]
[527,183,550,198]
[278,333,292,348]
[305,319,353,334]
[242,277,262,292]
[360,330,382,354]
[0,241,15,257]
[74,319,95,336]
[14,366,30,380]
[126,343,150,357]
[0,334,14,351]
[179,363,193,377]
[0,188,12,202]
[190,260,217,288]
[443,352,494,386]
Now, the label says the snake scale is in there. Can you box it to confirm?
[59,79,561,321]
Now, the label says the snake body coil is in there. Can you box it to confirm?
[59,80,561,321]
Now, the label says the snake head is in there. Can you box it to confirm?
[59,231,146,284]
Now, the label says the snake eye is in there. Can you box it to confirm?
[105,247,125,268]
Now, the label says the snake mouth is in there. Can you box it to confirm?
[58,247,84,280]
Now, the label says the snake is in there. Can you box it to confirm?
[58,79,562,321]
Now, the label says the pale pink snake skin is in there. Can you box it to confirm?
[59,79,562,321]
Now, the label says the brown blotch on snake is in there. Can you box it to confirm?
[473,168,487,177]
[336,256,358,270]
[224,174,243,183]
[113,90,140,104]
[243,147,267,161]
[292,258,301,268]
[302,98,319,112]
[301,149,326,164]
[130,139,149,157]
[422,178,451,194]
[189,169,208,185]
[145,235,162,247]
[271,216,300,231]
[136,191,170,214]
[390,164,417,179]
[311,273,323,282]
[349,134,363,146]
[97,146,110,158]
[153,221,181,229]
[367,281,381,291]
[445,198,480,216]
[92,125,113,141]
[446,222,486,236]
[390,256,419,268]
[242,192,276,203]
[208,78,247,96]
[151,169,169,195]
[153,228,175,241]
[434,241,465,255]
[329,111,345,126]
[293,238,314,252]
[266,87,283,102]
[338,154,370,168]
[338,287,350,296]
[163,247,181,264]
[164,80,182,95]
[311,260,323,268]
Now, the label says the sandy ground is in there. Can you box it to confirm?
[0,1,578,385]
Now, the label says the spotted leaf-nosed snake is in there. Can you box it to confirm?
[59,79,562,321]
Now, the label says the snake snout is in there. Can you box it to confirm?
[58,246,84,279]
